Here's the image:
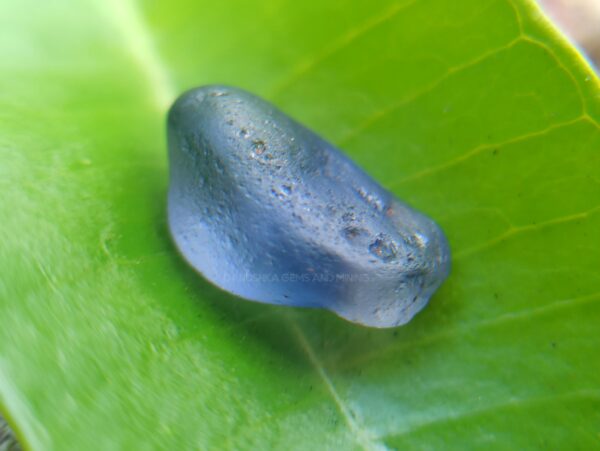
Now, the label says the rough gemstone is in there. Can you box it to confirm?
[167,85,451,328]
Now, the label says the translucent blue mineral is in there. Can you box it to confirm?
[167,86,450,328]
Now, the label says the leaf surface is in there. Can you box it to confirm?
[1,0,599,449]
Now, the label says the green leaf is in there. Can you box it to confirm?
[1,0,599,449]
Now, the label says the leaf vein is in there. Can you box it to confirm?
[342,290,600,369]
[390,115,589,187]
[455,202,600,259]
[269,0,418,98]
[337,36,524,146]
[99,0,176,110]
[289,319,387,451]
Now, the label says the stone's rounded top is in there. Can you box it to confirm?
[167,85,451,328]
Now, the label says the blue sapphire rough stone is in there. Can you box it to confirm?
[167,86,450,328]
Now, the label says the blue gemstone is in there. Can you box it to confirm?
[167,86,450,327]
